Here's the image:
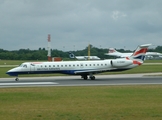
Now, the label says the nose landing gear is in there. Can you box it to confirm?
[15,76,19,81]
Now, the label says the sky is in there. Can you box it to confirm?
[0,0,162,51]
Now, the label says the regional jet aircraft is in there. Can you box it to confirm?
[6,44,151,81]
[105,47,162,59]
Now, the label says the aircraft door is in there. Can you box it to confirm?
[80,63,84,68]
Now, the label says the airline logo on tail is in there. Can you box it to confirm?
[69,52,75,59]
[130,44,151,64]
[109,48,116,53]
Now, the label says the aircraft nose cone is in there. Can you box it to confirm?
[6,69,18,76]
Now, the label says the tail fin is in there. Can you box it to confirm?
[130,44,151,61]
[69,52,75,59]
[108,48,119,53]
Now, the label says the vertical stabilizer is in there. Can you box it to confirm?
[108,48,119,53]
[130,44,152,61]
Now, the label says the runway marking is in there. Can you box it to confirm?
[0,82,58,86]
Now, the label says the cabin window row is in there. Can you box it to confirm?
[39,64,108,68]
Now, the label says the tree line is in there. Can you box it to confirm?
[0,45,162,60]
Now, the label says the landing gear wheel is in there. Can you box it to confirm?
[83,75,88,80]
[15,78,19,81]
[90,76,95,80]
[81,75,88,80]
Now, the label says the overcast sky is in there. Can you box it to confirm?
[0,0,162,51]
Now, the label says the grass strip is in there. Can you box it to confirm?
[0,85,162,120]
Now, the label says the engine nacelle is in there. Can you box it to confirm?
[110,59,133,68]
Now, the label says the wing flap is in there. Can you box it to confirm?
[74,69,109,74]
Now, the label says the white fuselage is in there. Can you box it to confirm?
[6,59,137,77]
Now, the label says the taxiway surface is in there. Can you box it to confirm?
[0,73,162,88]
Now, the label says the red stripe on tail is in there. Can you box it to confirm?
[133,48,148,56]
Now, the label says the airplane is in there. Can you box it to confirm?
[105,48,132,57]
[105,47,162,59]
[145,52,162,59]
[6,44,151,81]
[69,52,100,60]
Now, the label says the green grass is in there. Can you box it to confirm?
[0,86,162,120]
[144,60,162,63]
[0,60,46,65]
[104,65,162,75]
[0,60,162,65]
[1,60,162,120]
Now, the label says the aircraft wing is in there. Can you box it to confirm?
[74,68,109,74]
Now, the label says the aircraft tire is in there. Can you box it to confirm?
[90,76,95,80]
[15,78,19,81]
[83,75,88,80]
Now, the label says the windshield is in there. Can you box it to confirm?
[19,64,27,68]
[19,64,23,67]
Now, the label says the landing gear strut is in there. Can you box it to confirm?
[89,73,95,80]
[90,76,95,80]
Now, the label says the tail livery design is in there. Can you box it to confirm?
[131,44,151,61]
[109,48,117,53]
[105,48,133,57]
[127,44,151,66]
[69,52,75,59]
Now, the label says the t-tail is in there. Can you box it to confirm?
[129,44,152,64]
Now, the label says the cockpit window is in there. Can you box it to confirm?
[19,64,27,68]
[20,64,23,67]
[23,64,27,68]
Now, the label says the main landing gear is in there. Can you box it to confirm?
[81,74,96,80]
